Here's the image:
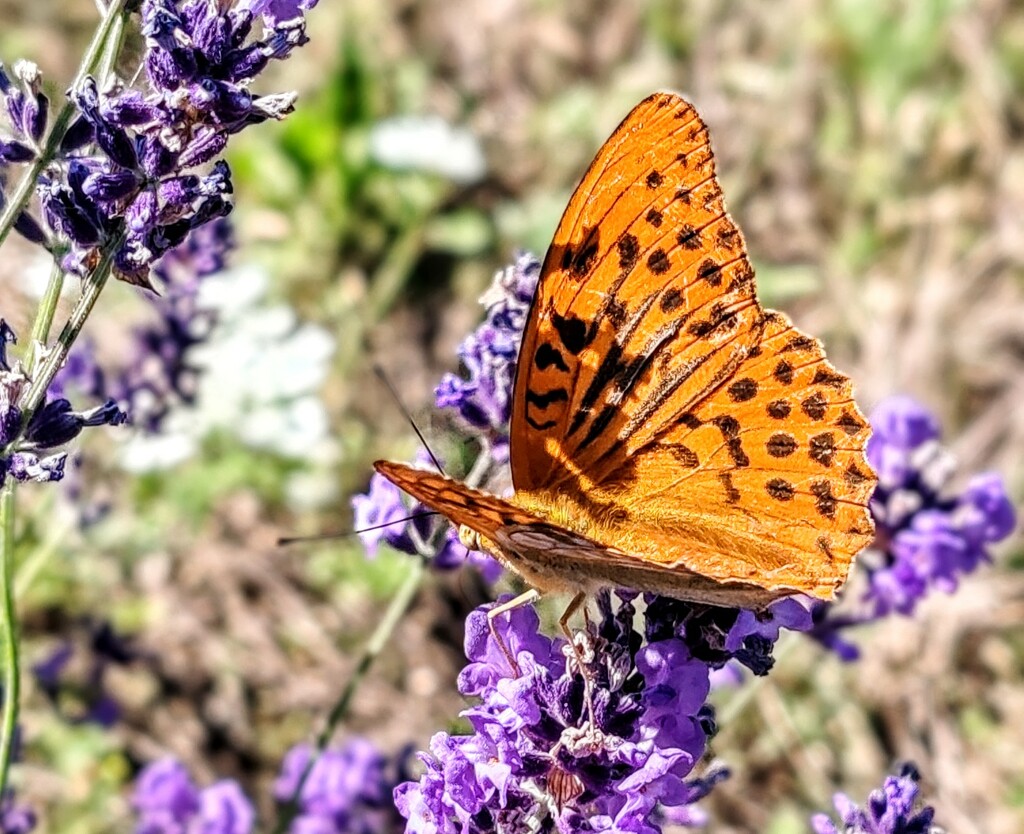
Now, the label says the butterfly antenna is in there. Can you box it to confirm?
[277,511,439,546]
[372,363,447,475]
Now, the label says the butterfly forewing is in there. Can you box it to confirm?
[511,92,762,492]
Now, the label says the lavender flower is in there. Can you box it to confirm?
[0,321,125,486]
[132,758,255,834]
[0,792,35,834]
[395,590,804,833]
[435,252,540,450]
[811,396,1015,658]
[1,0,316,287]
[273,740,407,834]
[811,764,937,834]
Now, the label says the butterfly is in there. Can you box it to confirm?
[375,92,876,629]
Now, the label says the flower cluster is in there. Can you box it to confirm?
[0,793,34,834]
[434,252,540,457]
[273,740,408,833]
[133,739,407,834]
[0,320,126,485]
[395,592,804,833]
[811,764,937,834]
[133,758,254,834]
[0,61,49,245]
[1,0,316,287]
[811,396,1015,658]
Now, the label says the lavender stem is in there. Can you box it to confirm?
[0,482,19,800]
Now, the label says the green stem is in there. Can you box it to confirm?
[27,261,66,368]
[273,557,426,834]
[0,483,19,800]
[0,0,130,250]
[20,228,123,417]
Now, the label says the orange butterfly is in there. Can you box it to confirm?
[376,92,876,629]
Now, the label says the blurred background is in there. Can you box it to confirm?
[0,0,1022,831]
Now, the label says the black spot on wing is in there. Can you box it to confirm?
[766,433,796,458]
[844,461,872,486]
[836,409,866,436]
[812,367,847,390]
[526,388,569,409]
[551,311,592,355]
[719,472,740,503]
[767,399,791,420]
[618,234,639,272]
[727,378,757,402]
[646,208,663,228]
[646,170,664,188]
[677,225,701,250]
[801,392,827,420]
[535,342,569,372]
[808,432,836,467]
[664,443,699,468]
[773,360,794,385]
[811,480,837,518]
[713,416,748,467]
[660,288,684,313]
[697,259,723,286]
[816,536,835,563]
[716,226,740,249]
[551,226,601,281]
[647,249,671,275]
[605,298,628,328]
[783,334,816,353]
[525,414,557,431]
[766,478,795,501]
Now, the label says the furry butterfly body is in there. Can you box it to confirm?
[376,92,876,609]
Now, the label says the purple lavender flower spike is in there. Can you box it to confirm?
[397,593,744,833]
[351,470,423,559]
[435,253,540,439]
[0,61,47,147]
[811,764,937,834]
[133,759,201,831]
[811,395,1016,656]
[0,791,35,834]
[273,739,407,834]
[352,462,503,579]
[197,781,256,834]
[2,0,315,286]
[0,322,124,486]
[133,758,255,834]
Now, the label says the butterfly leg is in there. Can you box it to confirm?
[487,588,541,676]
[558,592,598,737]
